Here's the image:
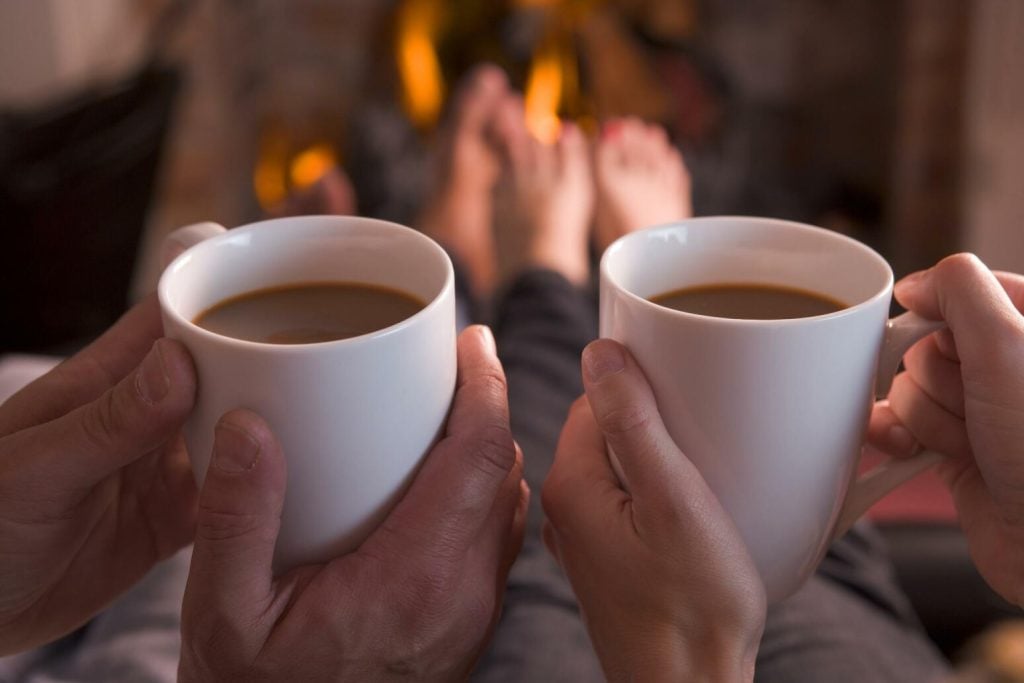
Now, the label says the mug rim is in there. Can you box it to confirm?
[600,216,895,326]
[157,215,455,351]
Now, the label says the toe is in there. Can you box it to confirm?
[452,64,508,135]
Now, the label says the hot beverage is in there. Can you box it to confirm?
[650,283,845,320]
[193,281,425,344]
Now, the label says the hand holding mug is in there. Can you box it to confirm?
[867,253,1024,607]
[179,326,528,681]
[600,218,944,602]
[0,297,198,654]
[161,216,459,572]
[543,339,764,682]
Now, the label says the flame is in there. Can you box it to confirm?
[254,127,289,211]
[525,46,564,145]
[290,144,336,190]
[254,132,338,211]
[526,18,584,146]
[396,0,445,129]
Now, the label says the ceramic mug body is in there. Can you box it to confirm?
[600,217,894,603]
[159,216,457,572]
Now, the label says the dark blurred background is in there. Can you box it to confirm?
[2,0,1022,353]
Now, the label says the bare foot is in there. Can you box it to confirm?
[417,64,509,296]
[494,103,594,287]
[593,118,692,253]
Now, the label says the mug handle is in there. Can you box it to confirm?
[832,311,947,538]
[159,221,228,269]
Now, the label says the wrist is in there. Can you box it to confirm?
[594,622,758,683]
[524,242,589,286]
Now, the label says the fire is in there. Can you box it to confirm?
[525,47,564,145]
[253,126,289,211]
[290,144,337,190]
[396,0,445,129]
[525,21,582,145]
[253,131,338,211]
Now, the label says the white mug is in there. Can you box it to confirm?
[600,217,942,604]
[158,215,457,572]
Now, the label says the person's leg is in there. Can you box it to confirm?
[470,98,601,682]
[474,115,697,681]
[472,268,602,682]
[417,64,509,302]
[755,523,950,682]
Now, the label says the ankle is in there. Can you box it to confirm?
[525,243,589,286]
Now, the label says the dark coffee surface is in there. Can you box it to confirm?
[650,283,846,320]
[194,281,426,343]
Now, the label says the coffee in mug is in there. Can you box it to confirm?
[649,283,846,320]
[193,281,426,344]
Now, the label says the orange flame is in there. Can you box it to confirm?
[396,0,445,129]
[290,144,337,190]
[525,46,564,145]
[254,132,338,212]
[526,18,584,146]
[254,127,289,211]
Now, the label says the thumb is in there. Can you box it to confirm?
[581,339,697,505]
[184,410,285,623]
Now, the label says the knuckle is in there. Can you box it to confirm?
[464,424,516,479]
[934,253,987,292]
[937,252,983,276]
[80,389,127,451]
[599,403,653,439]
[466,371,509,404]
[195,504,265,543]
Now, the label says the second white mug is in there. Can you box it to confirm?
[600,217,941,603]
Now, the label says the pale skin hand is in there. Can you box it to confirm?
[867,253,1024,607]
[542,339,765,683]
[0,295,198,654]
[179,326,529,682]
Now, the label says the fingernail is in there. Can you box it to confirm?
[136,340,170,405]
[479,325,497,356]
[212,420,261,473]
[886,423,920,457]
[583,341,625,382]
